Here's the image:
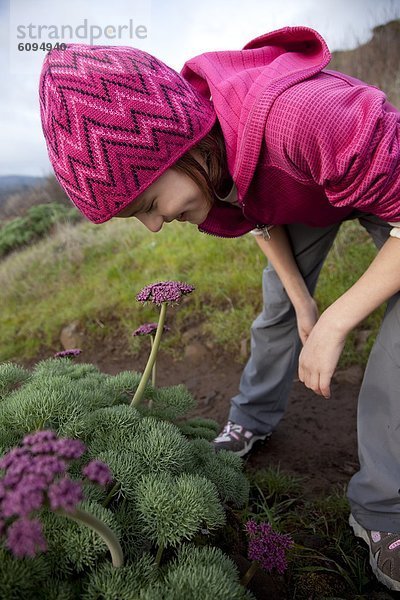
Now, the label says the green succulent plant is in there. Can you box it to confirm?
[0,358,252,598]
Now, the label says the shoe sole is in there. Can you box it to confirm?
[214,433,271,458]
[349,513,400,592]
[240,433,272,458]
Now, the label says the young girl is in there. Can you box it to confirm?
[39,26,400,590]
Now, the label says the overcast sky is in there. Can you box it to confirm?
[0,0,399,177]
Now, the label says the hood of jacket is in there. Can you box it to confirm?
[180,26,332,237]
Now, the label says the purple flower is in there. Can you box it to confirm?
[54,348,82,358]
[52,438,86,460]
[246,520,258,535]
[29,454,68,483]
[0,432,113,559]
[82,460,113,486]
[29,440,57,454]
[2,478,46,518]
[2,454,33,486]
[22,430,57,446]
[48,477,84,513]
[136,281,195,306]
[245,520,293,575]
[6,517,47,558]
[132,322,171,336]
[0,446,30,470]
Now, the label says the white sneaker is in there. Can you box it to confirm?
[213,420,271,457]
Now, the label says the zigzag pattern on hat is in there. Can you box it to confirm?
[39,44,215,223]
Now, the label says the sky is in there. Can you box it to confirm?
[0,0,399,177]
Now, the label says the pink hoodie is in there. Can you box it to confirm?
[181,27,400,237]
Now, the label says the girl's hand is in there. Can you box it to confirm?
[298,312,347,399]
[295,297,319,345]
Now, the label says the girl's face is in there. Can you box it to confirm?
[115,163,212,232]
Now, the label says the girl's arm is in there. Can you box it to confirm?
[254,226,318,344]
[299,236,400,399]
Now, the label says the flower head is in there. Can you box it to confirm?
[28,454,68,483]
[51,437,86,460]
[245,520,293,574]
[0,446,30,471]
[54,348,82,358]
[6,517,47,558]
[82,460,113,486]
[23,430,57,446]
[0,430,112,558]
[48,477,84,513]
[2,477,46,518]
[136,281,194,306]
[132,322,171,336]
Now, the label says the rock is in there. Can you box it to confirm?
[333,365,364,386]
[181,325,203,345]
[184,342,209,362]
[204,339,215,351]
[60,321,84,350]
[240,338,248,358]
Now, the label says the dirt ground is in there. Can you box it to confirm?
[91,341,361,499]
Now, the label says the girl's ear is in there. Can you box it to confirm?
[189,149,209,173]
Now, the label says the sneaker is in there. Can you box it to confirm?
[213,420,271,457]
[349,513,400,591]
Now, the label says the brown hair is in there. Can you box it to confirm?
[172,120,229,205]
[119,120,229,218]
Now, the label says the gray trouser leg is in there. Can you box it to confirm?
[346,216,400,532]
[229,221,341,435]
[229,213,400,531]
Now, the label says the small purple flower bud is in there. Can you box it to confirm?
[54,349,82,358]
[2,454,34,485]
[2,470,24,488]
[29,441,57,454]
[0,481,5,501]
[22,430,57,447]
[2,480,45,518]
[48,477,84,513]
[132,322,170,336]
[29,454,68,483]
[6,517,47,558]
[245,520,258,535]
[0,446,30,470]
[52,438,86,460]
[82,460,113,486]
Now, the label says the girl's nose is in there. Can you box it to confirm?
[137,214,164,232]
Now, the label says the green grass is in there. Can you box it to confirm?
[0,217,383,364]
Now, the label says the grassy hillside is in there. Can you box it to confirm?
[0,217,382,366]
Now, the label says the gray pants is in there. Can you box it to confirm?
[229,212,400,532]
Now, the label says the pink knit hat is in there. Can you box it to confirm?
[39,44,216,223]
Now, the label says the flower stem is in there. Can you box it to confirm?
[155,542,164,567]
[102,481,121,508]
[240,560,260,587]
[131,303,167,407]
[148,336,155,410]
[56,507,124,567]
[150,336,156,388]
